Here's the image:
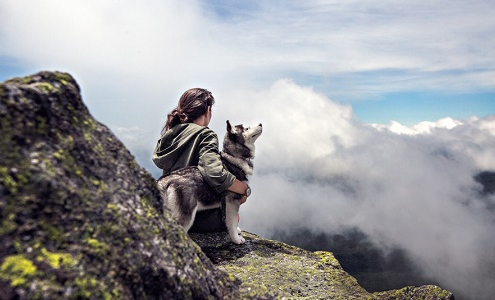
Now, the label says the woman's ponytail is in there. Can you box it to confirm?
[161,88,215,134]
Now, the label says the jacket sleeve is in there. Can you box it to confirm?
[197,130,236,193]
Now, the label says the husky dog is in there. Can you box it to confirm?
[157,120,262,244]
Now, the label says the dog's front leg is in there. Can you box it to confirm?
[225,195,245,244]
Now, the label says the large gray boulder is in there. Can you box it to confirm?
[0,71,238,299]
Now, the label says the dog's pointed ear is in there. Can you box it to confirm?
[226,120,238,141]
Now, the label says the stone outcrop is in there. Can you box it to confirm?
[191,232,454,299]
[0,71,454,299]
[0,72,237,299]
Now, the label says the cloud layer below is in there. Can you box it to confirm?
[226,80,495,299]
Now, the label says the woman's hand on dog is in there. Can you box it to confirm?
[227,179,249,205]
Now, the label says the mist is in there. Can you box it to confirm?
[210,80,495,299]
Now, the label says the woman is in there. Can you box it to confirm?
[152,88,249,232]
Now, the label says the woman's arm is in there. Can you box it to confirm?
[197,130,236,193]
[228,179,248,194]
[228,179,249,204]
[197,129,249,203]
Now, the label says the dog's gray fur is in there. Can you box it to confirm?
[157,120,262,244]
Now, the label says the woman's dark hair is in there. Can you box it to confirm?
[162,88,215,133]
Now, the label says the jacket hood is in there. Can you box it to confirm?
[152,123,208,171]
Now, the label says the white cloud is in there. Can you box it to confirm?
[231,81,495,299]
[111,126,147,144]
[371,117,462,135]
[2,0,495,99]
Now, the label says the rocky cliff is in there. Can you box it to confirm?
[0,71,454,299]
[191,232,454,299]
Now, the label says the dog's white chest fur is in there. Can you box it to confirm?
[221,152,253,175]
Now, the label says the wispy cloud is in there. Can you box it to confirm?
[2,1,495,97]
[202,1,495,92]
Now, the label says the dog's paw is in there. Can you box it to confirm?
[232,235,246,244]
[237,226,242,234]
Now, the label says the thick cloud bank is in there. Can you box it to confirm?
[215,80,495,299]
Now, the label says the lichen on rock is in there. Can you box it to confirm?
[191,232,454,299]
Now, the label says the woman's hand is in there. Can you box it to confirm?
[228,179,250,204]
[228,179,248,194]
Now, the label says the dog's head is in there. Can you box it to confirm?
[224,120,262,158]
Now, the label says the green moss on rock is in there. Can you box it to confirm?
[0,255,38,287]
[0,213,17,235]
[37,248,76,269]
[33,82,56,93]
[191,232,454,300]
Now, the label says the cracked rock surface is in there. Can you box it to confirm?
[191,231,454,299]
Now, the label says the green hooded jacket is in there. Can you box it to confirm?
[152,123,235,193]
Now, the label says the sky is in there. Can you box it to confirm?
[1,1,495,299]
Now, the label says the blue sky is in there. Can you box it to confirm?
[353,91,495,125]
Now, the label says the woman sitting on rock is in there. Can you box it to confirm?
[152,88,249,232]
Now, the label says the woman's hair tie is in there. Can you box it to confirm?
[179,112,188,123]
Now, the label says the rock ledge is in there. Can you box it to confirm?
[192,231,454,299]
